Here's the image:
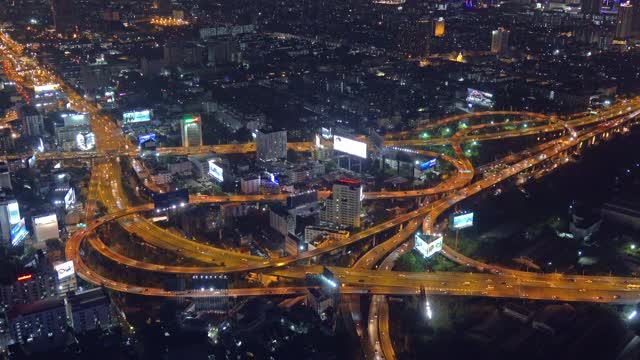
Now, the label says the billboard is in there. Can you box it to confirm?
[64,188,76,210]
[333,135,367,159]
[10,218,28,246]
[32,214,59,242]
[152,189,189,209]
[419,158,437,171]
[61,113,89,127]
[7,201,20,225]
[122,110,151,124]
[138,133,156,145]
[414,234,443,258]
[34,84,59,93]
[451,212,474,229]
[466,88,494,108]
[208,159,223,182]
[321,127,332,139]
[54,261,75,280]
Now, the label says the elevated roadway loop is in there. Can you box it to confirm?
[66,103,640,297]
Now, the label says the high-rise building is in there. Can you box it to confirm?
[0,200,21,247]
[616,2,634,39]
[51,0,76,34]
[490,27,510,56]
[434,17,445,37]
[0,269,59,309]
[20,106,45,137]
[65,288,114,333]
[581,0,601,14]
[320,180,363,228]
[9,298,68,349]
[0,161,11,190]
[401,18,432,58]
[180,114,203,147]
[256,130,287,161]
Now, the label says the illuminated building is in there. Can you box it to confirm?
[180,114,203,147]
[0,269,59,309]
[320,180,363,228]
[0,200,21,247]
[32,214,59,243]
[581,0,601,14]
[9,298,68,348]
[434,17,445,37]
[19,105,45,137]
[256,130,287,161]
[491,27,510,56]
[66,288,114,333]
[615,2,634,40]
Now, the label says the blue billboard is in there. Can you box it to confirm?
[451,212,474,230]
[11,218,28,246]
[138,133,156,145]
[419,159,437,171]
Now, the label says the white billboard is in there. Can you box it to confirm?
[54,261,75,280]
[7,201,20,225]
[415,234,443,258]
[61,112,89,127]
[208,159,223,182]
[333,135,367,159]
[32,214,59,242]
[466,88,494,108]
[122,110,151,124]
[64,188,76,210]
[34,84,59,93]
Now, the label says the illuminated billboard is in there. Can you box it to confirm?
[138,133,156,145]
[32,214,59,242]
[414,234,443,258]
[64,188,76,210]
[333,135,367,159]
[208,159,223,182]
[7,201,20,225]
[451,212,474,229]
[466,88,494,108]
[321,127,332,139]
[34,84,59,93]
[10,218,28,246]
[61,113,89,127]
[122,110,151,124]
[419,159,437,171]
[54,261,75,280]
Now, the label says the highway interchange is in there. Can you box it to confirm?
[3,31,640,360]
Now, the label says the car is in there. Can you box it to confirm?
[552,295,559,300]
[463,281,471,286]
[613,295,621,299]
[579,288,587,292]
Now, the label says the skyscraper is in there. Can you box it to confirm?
[434,17,445,37]
[20,105,45,137]
[320,180,363,228]
[581,0,601,15]
[256,130,287,161]
[400,18,432,59]
[616,2,634,39]
[490,27,510,56]
[180,114,203,147]
[51,0,76,34]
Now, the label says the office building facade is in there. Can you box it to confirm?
[180,114,203,147]
[256,130,287,161]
